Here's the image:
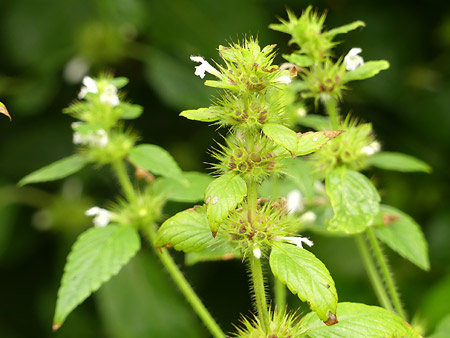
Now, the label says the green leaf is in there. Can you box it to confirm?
[263,123,298,155]
[282,53,313,67]
[326,167,380,234]
[129,144,184,182]
[325,20,366,38]
[19,154,88,186]
[185,242,241,265]
[296,131,343,156]
[205,173,247,233]
[119,102,143,120]
[374,205,429,270]
[283,158,317,199]
[367,151,431,173]
[343,60,390,82]
[53,225,140,329]
[153,171,214,203]
[269,242,338,323]
[155,206,215,252]
[300,302,420,338]
[428,313,450,338]
[180,108,220,122]
[110,77,129,89]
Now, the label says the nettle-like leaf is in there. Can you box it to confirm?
[296,131,343,156]
[374,204,429,270]
[263,123,298,155]
[119,102,143,120]
[185,242,240,266]
[153,172,214,203]
[367,151,431,173]
[180,107,220,122]
[297,115,331,131]
[154,206,215,252]
[343,60,390,82]
[300,302,420,338]
[19,154,88,186]
[129,144,185,182]
[53,225,140,330]
[325,20,366,38]
[204,173,247,233]
[110,77,129,89]
[283,53,314,67]
[269,242,338,324]
[326,167,380,234]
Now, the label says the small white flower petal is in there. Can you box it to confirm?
[100,84,120,107]
[85,206,111,227]
[344,48,364,71]
[78,76,98,99]
[287,189,303,215]
[253,247,262,259]
[190,55,221,79]
[361,141,381,156]
[92,129,109,147]
[277,75,292,84]
[275,236,314,248]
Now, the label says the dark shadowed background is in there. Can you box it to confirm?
[0,0,449,337]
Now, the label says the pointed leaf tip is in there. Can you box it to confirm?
[0,103,11,121]
[324,312,338,326]
[52,323,62,331]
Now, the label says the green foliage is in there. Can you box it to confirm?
[368,151,432,173]
[300,302,420,337]
[185,242,240,265]
[153,172,213,203]
[19,154,88,186]
[326,167,380,234]
[343,61,390,82]
[154,206,215,252]
[428,314,450,338]
[129,144,185,182]
[180,108,220,122]
[53,225,141,328]
[204,173,247,233]
[270,242,338,323]
[262,123,298,155]
[374,205,429,270]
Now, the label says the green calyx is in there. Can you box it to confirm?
[312,118,379,175]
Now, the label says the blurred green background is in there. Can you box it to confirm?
[0,0,449,337]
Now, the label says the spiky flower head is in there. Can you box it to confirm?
[211,133,284,182]
[311,117,380,175]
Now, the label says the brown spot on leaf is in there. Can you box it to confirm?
[324,312,338,326]
[211,230,218,238]
[205,196,211,204]
[322,130,344,139]
[325,284,330,288]
[164,244,172,249]
[383,213,400,226]
[135,167,154,182]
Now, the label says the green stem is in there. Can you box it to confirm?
[323,96,340,130]
[355,234,394,312]
[249,255,270,332]
[247,178,258,224]
[112,160,136,202]
[144,225,226,338]
[366,228,407,320]
[274,277,286,311]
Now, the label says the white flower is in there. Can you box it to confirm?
[299,211,317,223]
[274,236,314,248]
[277,75,292,84]
[190,56,221,79]
[78,76,98,99]
[253,246,262,259]
[344,48,364,71]
[100,83,120,107]
[286,189,303,215]
[72,125,109,148]
[85,207,112,227]
[361,141,381,156]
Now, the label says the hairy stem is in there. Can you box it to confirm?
[249,255,270,331]
[323,96,340,130]
[366,228,407,320]
[144,224,226,338]
[112,160,136,203]
[274,277,287,311]
[355,234,394,312]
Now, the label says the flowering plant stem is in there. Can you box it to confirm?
[355,234,394,312]
[112,159,226,338]
[249,255,270,332]
[324,94,407,320]
[366,228,407,320]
